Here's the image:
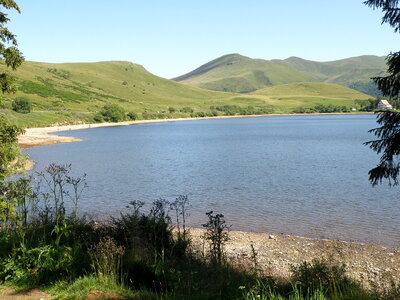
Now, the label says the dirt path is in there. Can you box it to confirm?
[0,287,51,300]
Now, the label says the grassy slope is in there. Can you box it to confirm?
[173,54,315,93]
[0,60,372,127]
[281,55,387,96]
[0,60,235,110]
[0,60,241,126]
[173,54,386,95]
[280,55,386,80]
[250,82,370,110]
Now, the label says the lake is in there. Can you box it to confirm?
[25,114,400,247]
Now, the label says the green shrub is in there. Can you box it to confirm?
[12,97,32,113]
[0,116,24,180]
[180,106,193,113]
[47,68,71,79]
[290,258,351,296]
[0,243,73,284]
[127,111,137,120]
[93,113,104,123]
[112,199,173,255]
[355,99,380,111]
[294,104,351,114]
[210,110,220,116]
[142,111,157,120]
[191,111,206,118]
[100,104,125,122]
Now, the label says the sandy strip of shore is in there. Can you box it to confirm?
[19,115,281,150]
[17,116,257,149]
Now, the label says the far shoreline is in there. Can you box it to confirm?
[18,112,374,150]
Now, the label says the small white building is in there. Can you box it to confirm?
[377,99,393,110]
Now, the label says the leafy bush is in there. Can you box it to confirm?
[12,97,32,113]
[290,258,351,296]
[100,104,126,122]
[0,243,73,284]
[0,116,24,180]
[0,164,93,284]
[111,199,173,255]
[191,111,206,118]
[293,107,316,114]
[47,68,71,79]
[355,99,380,111]
[294,104,351,114]
[180,106,193,113]
[127,111,137,120]
[142,111,158,120]
[210,104,273,116]
[93,113,104,123]
[210,110,220,116]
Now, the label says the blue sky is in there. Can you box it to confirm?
[6,0,398,78]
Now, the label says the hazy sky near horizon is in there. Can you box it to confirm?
[6,1,398,78]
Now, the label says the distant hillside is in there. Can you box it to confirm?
[173,54,387,95]
[281,55,386,96]
[253,82,369,99]
[249,82,370,111]
[172,54,315,93]
[0,60,372,127]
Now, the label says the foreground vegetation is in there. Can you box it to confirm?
[0,164,399,300]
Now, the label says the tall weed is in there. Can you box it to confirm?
[201,211,230,266]
[90,236,124,283]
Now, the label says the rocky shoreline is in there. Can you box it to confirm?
[189,228,399,290]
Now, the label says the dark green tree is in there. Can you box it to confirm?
[0,0,24,178]
[0,115,23,179]
[0,0,24,94]
[364,0,399,98]
[127,111,137,120]
[364,0,400,185]
[100,103,126,122]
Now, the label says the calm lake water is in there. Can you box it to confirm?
[25,115,400,247]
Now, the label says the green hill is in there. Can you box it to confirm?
[0,60,242,127]
[0,60,372,127]
[281,55,387,96]
[249,82,370,111]
[1,60,235,110]
[173,54,387,95]
[253,82,370,98]
[172,54,315,93]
